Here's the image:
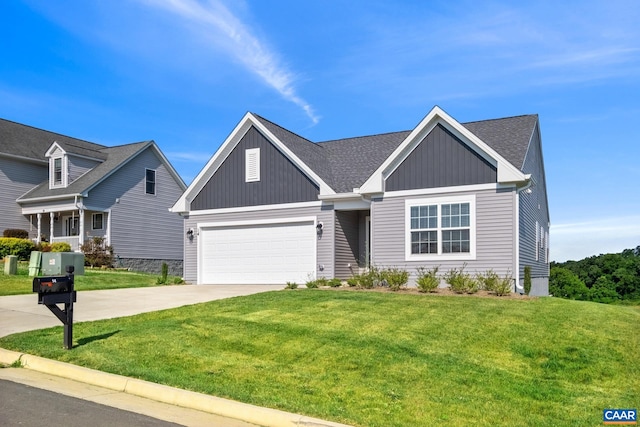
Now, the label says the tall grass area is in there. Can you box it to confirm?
[0,291,638,426]
[0,261,182,296]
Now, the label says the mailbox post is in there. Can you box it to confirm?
[33,265,76,350]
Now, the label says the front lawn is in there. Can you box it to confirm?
[0,291,638,426]
[0,262,182,296]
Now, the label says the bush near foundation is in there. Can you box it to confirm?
[0,238,36,260]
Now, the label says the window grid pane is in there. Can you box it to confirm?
[410,204,437,230]
[411,231,438,254]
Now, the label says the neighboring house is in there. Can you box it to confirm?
[171,106,550,295]
[0,118,187,275]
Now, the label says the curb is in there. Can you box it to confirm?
[0,348,351,427]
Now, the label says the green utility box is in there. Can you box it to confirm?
[41,252,85,276]
[29,251,42,276]
[4,255,17,275]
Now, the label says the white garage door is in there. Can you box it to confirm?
[199,220,316,284]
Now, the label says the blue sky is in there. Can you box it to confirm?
[2,0,639,262]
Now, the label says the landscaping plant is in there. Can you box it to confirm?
[415,266,440,293]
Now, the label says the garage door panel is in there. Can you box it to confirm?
[200,221,316,284]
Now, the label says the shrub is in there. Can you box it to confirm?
[358,266,380,289]
[477,270,500,292]
[315,277,328,287]
[328,278,342,287]
[380,267,409,291]
[524,266,532,295]
[285,281,299,289]
[172,276,185,285]
[305,280,319,289]
[493,273,513,297]
[346,276,359,287]
[416,266,440,293]
[36,242,52,252]
[50,242,72,252]
[589,276,619,304]
[444,264,478,294]
[81,237,114,268]
[3,229,29,239]
[0,237,36,260]
[156,262,169,284]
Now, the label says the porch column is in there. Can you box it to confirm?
[36,213,42,243]
[106,210,111,246]
[78,209,85,246]
[50,213,55,240]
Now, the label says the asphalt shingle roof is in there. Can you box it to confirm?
[17,141,153,201]
[0,118,107,161]
[251,113,538,193]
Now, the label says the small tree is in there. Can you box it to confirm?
[81,237,114,268]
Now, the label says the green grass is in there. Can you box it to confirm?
[0,261,182,296]
[0,291,638,427]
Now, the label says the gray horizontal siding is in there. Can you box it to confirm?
[68,155,100,184]
[386,124,497,191]
[519,122,550,283]
[87,147,184,261]
[192,126,319,210]
[0,157,48,237]
[371,188,516,284]
[183,204,334,284]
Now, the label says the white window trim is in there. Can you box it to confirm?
[92,213,104,230]
[405,195,476,261]
[145,168,156,195]
[245,148,260,182]
[49,155,67,189]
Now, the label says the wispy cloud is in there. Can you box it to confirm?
[551,216,640,261]
[142,0,319,124]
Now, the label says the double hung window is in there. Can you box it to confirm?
[406,196,475,260]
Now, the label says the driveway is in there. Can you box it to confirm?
[0,285,283,338]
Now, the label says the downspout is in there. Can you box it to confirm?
[514,179,533,293]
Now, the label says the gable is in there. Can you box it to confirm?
[386,124,497,191]
[191,126,319,210]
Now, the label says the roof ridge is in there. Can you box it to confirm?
[251,113,316,144]
[0,117,105,148]
[318,130,411,145]
[462,114,538,125]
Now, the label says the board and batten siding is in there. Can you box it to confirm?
[334,211,360,279]
[191,126,319,210]
[0,157,48,236]
[87,147,184,261]
[386,124,497,191]
[371,188,516,284]
[183,204,334,284]
[518,122,550,295]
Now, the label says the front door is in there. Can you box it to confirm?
[65,216,79,236]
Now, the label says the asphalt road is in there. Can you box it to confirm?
[0,379,183,427]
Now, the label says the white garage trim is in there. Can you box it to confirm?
[197,216,317,285]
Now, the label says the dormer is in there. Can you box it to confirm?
[46,142,68,189]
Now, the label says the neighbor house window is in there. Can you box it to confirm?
[145,169,156,195]
[53,158,62,184]
[92,213,104,230]
[406,196,475,260]
[245,148,260,182]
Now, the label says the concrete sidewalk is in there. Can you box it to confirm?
[0,284,283,338]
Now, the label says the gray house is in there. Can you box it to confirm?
[171,106,550,295]
[0,118,187,274]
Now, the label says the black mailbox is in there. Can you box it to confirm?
[33,275,74,293]
[33,265,76,349]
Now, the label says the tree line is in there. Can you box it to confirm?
[550,246,640,303]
